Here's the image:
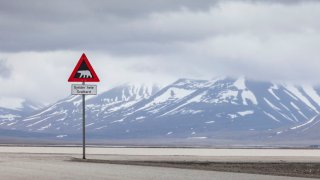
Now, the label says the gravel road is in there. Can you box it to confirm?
[0,146,319,179]
[0,153,314,180]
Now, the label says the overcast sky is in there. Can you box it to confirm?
[0,0,320,104]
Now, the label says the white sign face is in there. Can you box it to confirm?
[71,84,97,95]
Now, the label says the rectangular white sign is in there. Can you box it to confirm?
[71,84,97,95]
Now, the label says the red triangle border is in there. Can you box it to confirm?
[68,53,100,82]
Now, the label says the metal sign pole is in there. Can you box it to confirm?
[68,53,100,160]
[82,81,86,159]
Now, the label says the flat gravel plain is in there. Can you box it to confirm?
[0,146,319,179]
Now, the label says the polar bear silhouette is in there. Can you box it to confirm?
[78,70,92,78]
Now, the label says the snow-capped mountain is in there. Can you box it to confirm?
[6,84,160,138]
[1,77,320,144]
[0,97,44,129]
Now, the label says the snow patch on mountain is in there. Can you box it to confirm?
[140,87,195,111]
[125,83,155,99]
[285,85,318,113]
[108,100,140,112]
[156,87,194,102]
[187,92,206,103]
[264,98,281,111]
[234,77,247,90]
[216,90,238,104]
[238,110,254,116]
[0,114,20,120]
[38,123,51,131]
[205,121,215,124]
[234,78,257,105]
[242,90,258,105]
[26,117,51,127]
[302,85,320,106]
[263,111,280,122]
[290,115,318,130]
[268,85,280,100]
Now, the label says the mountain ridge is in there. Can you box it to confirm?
[1,77,320,145]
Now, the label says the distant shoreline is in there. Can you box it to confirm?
[0,143,319,150]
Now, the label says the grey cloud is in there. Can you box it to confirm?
[0,0,217,25]
[0,59,12,78]
[0,0,220,52]
[0,0,318,53]
[1,0,320,103]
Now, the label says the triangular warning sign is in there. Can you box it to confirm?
[68,53,100,82]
